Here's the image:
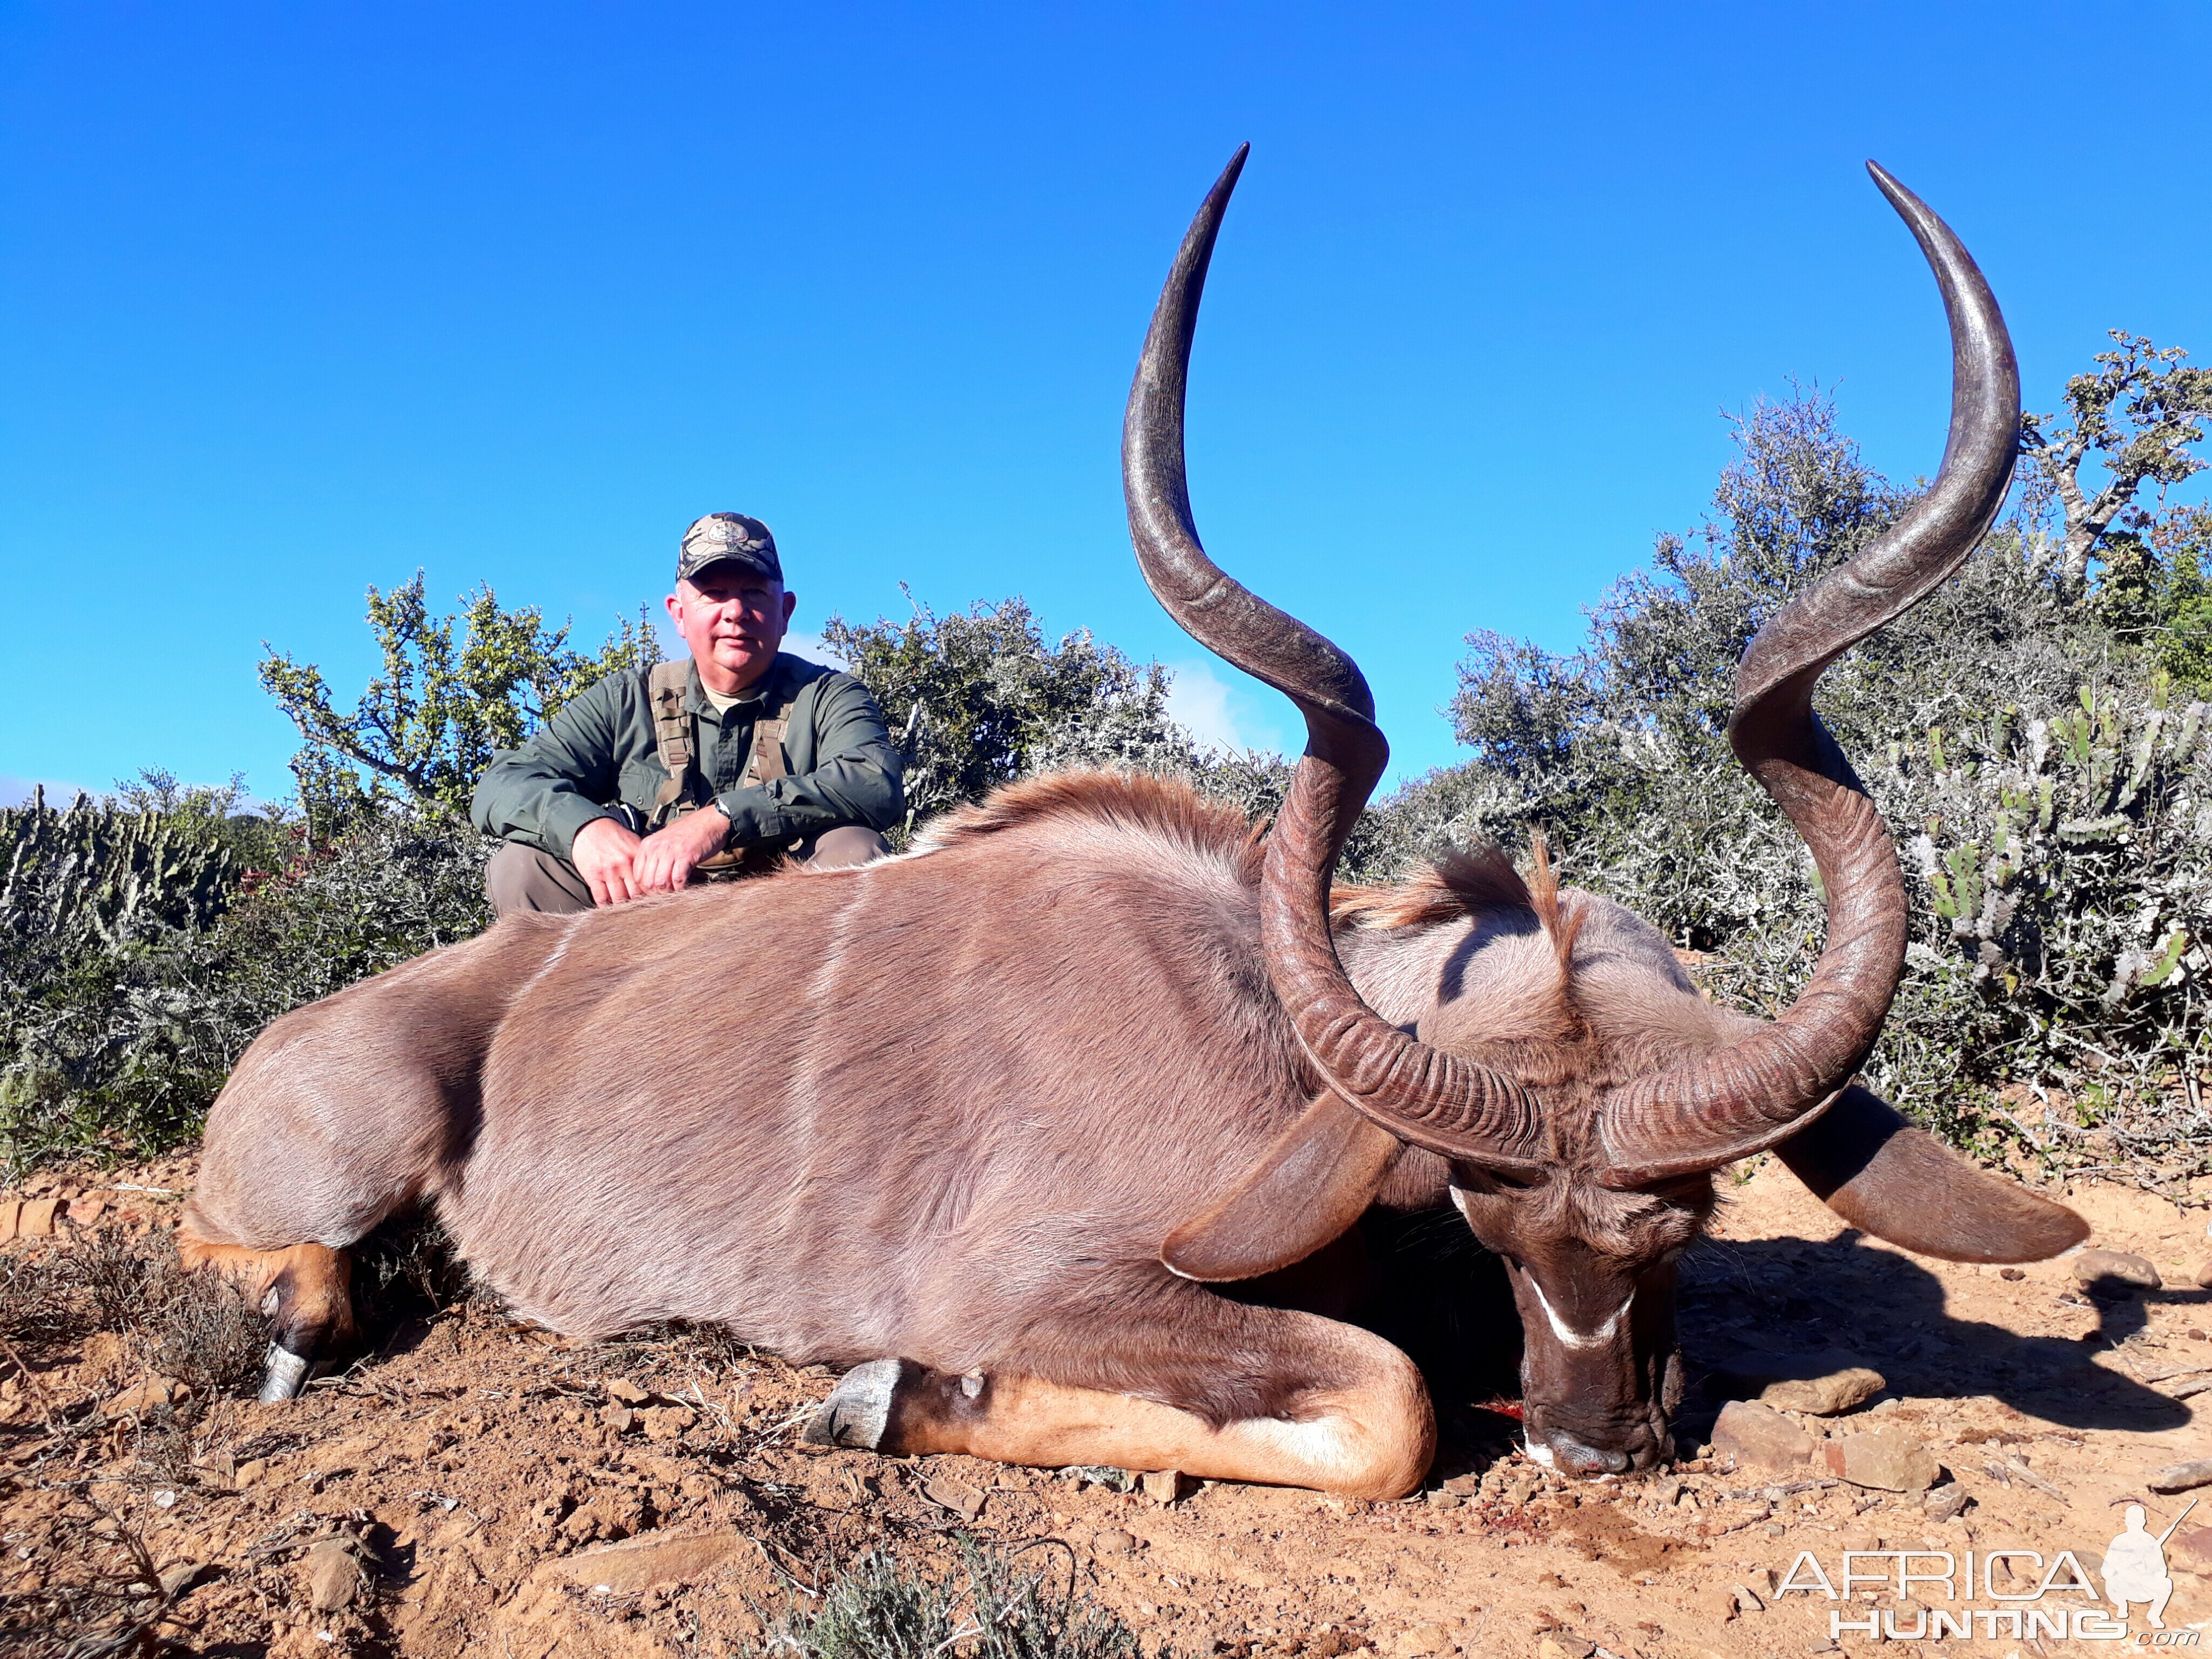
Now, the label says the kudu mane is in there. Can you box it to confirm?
[919,770,1683,1115]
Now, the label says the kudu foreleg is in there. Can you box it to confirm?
[176,1228,358,1400]
[174,920,555,1397]
[806,1305,1434,1500]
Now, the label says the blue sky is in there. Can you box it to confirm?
[4,3,2209,807]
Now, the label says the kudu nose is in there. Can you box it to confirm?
[1531,1431,1631,1476]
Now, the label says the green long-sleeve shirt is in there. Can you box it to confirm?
[470,653,905,861]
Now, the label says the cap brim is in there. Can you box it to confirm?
[678,553,780,583]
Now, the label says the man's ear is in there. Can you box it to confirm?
[1774,1085,2087,1263]
[1161,1093,1401,1282]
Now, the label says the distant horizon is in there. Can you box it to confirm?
[5,3,2208,808]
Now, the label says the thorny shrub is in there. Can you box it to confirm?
[0,1229,261,1398]
[1425,388,2212,1166]
[764,1541,1164,1659]
[8,352,2209,1179]
[1,802,488,1174]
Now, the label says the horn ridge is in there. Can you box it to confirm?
[1598,164,2020,1188]
[1123,147,1550,1173]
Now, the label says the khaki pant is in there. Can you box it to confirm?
[486,825,893,918]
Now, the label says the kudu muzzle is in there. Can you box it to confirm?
[1503,1259,1681,1475]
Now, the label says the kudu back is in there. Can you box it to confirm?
[184,151,2085,1494]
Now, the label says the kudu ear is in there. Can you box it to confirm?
[1161,1093,1401,1282]
[1774,1085,2087,1263]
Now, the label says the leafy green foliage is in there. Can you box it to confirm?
[2020,332,2212,602]
[822,593,1188,832]
[11,336,2210,1178]
[0,794,487,1176]
[260,572,659,833]
[1408,378,2212,1157]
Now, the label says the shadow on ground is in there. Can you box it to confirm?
[1675,1231,2195,1436]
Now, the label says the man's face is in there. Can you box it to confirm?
[666,564,797,693]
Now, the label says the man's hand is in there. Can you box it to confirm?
[572,815,646,906]
[631,803,732,895]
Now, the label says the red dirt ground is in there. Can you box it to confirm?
[8,1152,2212,1657]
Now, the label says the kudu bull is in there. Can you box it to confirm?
[183,150,2085,1495]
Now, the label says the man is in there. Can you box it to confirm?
[473,512,903,916]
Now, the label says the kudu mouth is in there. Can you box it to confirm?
[1122,147,2018,1186]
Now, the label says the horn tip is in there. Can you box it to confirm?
[1863,159,1921,216]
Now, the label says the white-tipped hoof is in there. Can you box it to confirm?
[258,1344,312,1402]
[803,1358,902,1449]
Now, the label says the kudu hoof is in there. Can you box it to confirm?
[258,1341,316,1402]
[803,1358,903,1449]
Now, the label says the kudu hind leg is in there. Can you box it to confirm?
[176,1225,358,1400]
[806,1305,1435,1500]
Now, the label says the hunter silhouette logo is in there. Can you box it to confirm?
[1771,1499,2203,1644]
[2103,1500,2194,1630]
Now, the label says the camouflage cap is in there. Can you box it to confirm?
[677,512,782,585]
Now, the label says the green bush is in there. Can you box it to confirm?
[1402,381,2212,1159]
[0,799,487,1176]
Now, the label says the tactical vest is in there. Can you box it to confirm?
[646,660,796,876]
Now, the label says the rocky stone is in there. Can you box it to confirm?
[306,1540,359,1612]
[1536,1639,1596,1659]
[2195,1257,2212,1291]
[235,1458,269,1488]
[1142,1469,1193,1506]
[538,1529,747,1594]
[1425,1489,1463,1509]
[2074,1248,2160,1292]
[66,1197,106,1228]
[605,1379,651,1406]
[17,1198,60,1238]
[1392,1624,1448,1656]
[601,1404,638,1434]
[923,1475,986,1520]
[1731,1582,1765,1613]
[0,1199,19,1240]
[1716,1350,1887,1415]
[1923,1481,1970,1521]
[1711,1400,1814,1472]
[106,1375,181,1417]
[2148,1458,2212,1494]
[1820,1426,1940,1492]
[1762,1370,1885,1415]
[640,1406,696,1442]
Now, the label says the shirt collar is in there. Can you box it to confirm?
[685,653,788,719]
